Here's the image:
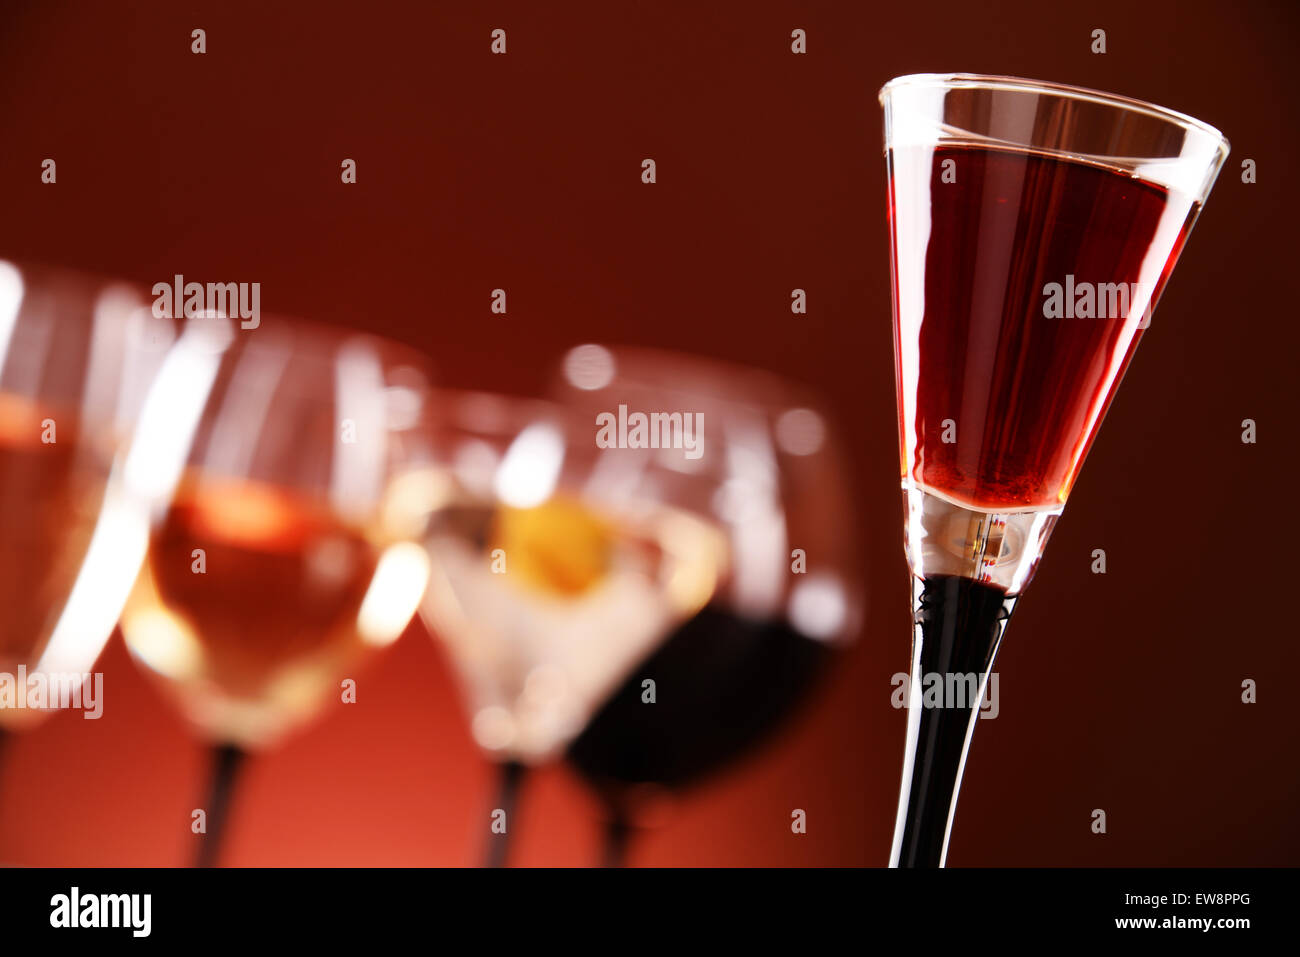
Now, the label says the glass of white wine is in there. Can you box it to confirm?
[414,389,727,865]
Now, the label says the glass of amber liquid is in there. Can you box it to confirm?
[120,313,435,866]
[0,260,176,809]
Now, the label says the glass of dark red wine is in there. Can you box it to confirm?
[879,74,1229,866]
[118,312,434,866]
[551,345,864,866]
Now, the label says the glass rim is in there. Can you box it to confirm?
[878,73,1230,160]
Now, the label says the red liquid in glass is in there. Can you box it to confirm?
[888,144,1199,510]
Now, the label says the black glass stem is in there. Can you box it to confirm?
[599,798,635,868]
[195,743,247,868]
[890,574,1016,867]
[484,760,526,868]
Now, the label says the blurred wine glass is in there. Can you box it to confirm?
[417,346,863,866]
[0,261,173,796]
[117,312,434,866]
[551,344,864,865]
[416,389,728,865]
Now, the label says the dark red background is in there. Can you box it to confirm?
[0,0,1295,866]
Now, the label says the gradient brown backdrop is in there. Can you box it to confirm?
[0,0,1295,866]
